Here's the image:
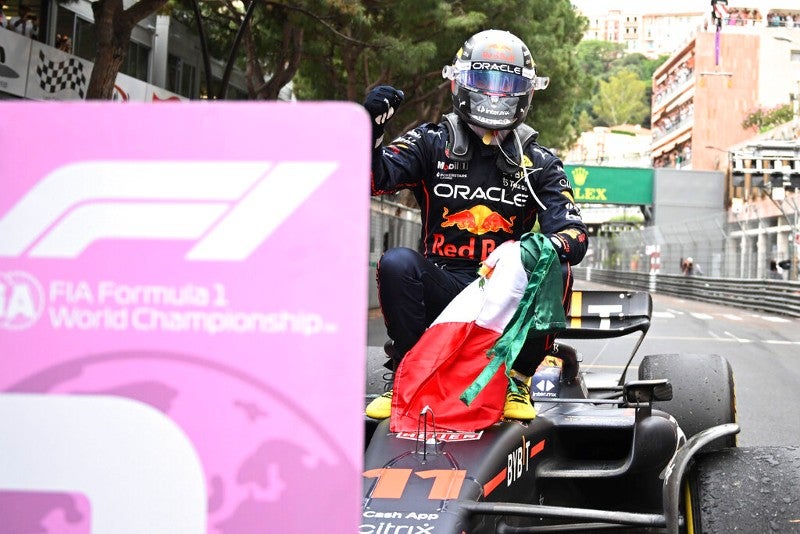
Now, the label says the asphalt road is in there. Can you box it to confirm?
[367,280,800,447]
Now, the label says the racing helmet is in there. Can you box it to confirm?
[442,29,550,130]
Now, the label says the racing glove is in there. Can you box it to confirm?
[363,85,404,149]
[548,228,588,265]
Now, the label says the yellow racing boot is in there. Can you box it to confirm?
[365,390,393,419]
[503,373,536,421]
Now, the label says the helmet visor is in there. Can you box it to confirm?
[459,69,532,96]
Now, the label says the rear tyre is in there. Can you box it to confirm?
[638,353,736,451]
[688,446,800,532]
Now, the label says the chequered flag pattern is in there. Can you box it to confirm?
[36,49,87,99]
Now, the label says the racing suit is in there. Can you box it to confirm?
[373,115,588,376]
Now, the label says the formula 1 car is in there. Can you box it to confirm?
[362,290,800,533]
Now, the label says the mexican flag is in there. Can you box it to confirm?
[389,233,567,432]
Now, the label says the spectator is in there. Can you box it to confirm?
[0,5,8,28]
[56,34,73,53]
[10,5,37,38]
[768,259,784,280]
[681,257,702,276]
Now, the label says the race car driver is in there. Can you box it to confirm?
[364,29,588,421]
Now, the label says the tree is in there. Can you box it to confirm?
[617,52,667,80]
[172,0,368,100]
[591,69,649,127]
[296,0,588,151]
[576,40,626,79]
[99,0,586,149]
[574,41,668,129]
[86,0,169,99]
[615,52,669,128]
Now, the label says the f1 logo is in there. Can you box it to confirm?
[0,160,337,261]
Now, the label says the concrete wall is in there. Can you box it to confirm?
[652,169,727,225]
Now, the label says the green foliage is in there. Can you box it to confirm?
[577,109,593,133]
[292,0,588,150]
[524,0,589,149]
[591,69,650,127]
[574,41,667,129]
[741,104,794,132]
[576,40,626,80]
[618,52,667,80]
[166,0,586,148]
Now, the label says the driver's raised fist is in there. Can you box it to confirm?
[363,85,405,147]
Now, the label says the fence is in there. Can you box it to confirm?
[587,211,797,281]
[368,198,422,308]
[367,200,800,316]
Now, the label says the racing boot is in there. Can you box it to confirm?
[365,390,393,419]
[365,341,399,419]
[503,371,536,420]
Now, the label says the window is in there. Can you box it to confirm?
[55,6,150,82]
[74,18,97,61]
[120,41,150,82]
[55,6,82,54]
[167,54,197,98]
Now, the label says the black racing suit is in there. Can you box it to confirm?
[373,116,588,376]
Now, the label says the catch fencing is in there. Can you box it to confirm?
[586,212,796,281]
[368,201,800,317]
[368,198,422,308]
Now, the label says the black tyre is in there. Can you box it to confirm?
[688,446,800,533]
[638,353,736,451]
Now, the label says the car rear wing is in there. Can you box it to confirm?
[562,290,652,339]
[560,290,652,386]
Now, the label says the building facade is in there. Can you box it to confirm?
[0,0,278,102]
[576,6,704,58]
[650,5,800,280]
[650,23,800,172]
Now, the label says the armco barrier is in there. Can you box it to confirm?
[574,267,800,319]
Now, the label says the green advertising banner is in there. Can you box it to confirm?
[564,165,653,205]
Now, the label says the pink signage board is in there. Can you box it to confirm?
[0,102,370,533]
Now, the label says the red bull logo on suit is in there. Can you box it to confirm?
[441,205,515,236]
[432,205,517,261]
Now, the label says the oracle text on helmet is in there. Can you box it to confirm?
[470,62,524,76]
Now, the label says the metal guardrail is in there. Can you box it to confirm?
[574,267,800,319]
